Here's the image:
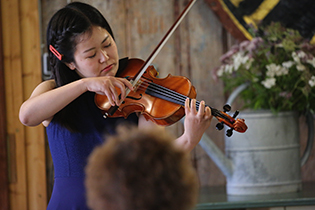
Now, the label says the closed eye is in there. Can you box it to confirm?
[88,53,96,58]
[104,43,112,48]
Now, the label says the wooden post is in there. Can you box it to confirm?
[1,0,28,208]
[20,0,48,209]
[1,0,47,209]
[0,0,9,208]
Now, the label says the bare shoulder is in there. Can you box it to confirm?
[30,79,56,98]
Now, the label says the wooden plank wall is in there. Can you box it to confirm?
[0,0,314,209]
[1,0,47,209]
[20,1,47,208]
[0,0,9,209]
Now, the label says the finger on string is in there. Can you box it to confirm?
[198,100,205,116]
[185,98,190,113]
[190,99,197,114]
[204,106,212,120]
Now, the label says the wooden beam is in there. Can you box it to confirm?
[0,0,9,208]
[1,0,47,209]
[20,0,47,209]
[1,0,28,208]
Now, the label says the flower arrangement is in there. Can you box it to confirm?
[215,22,315,113]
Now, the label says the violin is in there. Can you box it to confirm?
[95,58,247,136]
[94,0,247,137]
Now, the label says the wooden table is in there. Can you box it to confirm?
[196,182,315,210]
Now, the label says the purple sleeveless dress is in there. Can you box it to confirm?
[46,58,138,209]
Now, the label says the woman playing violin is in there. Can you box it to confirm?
[19,2,212,209]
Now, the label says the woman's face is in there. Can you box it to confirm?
[68,26,119,78]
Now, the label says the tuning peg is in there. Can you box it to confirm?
[226,128,233,137]
[232,110,239,118]
[223,104,231,112]
[216,122,224,130]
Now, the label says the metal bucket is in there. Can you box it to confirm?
[187,84,313,195]
[225,110,302,195]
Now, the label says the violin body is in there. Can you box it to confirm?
[95,58,196,126]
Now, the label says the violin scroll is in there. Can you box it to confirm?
[212,104,247,137]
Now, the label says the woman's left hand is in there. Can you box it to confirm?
[176,98,212,151]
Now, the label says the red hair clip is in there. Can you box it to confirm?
[49,45,63,61]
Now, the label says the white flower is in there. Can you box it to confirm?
[307,57,315,68]
[245,58,254,70]
[277,66,289,76]
[297,51,307,58]
[232,52,243,70]
[261,77,276,89]
[266,64,277,77]
[309,76,315,87]
[216,64,235,77]
[241,55,250,64]
[282,61,294,68]
[217,66,224,77]
[292,51,300,63]
[224,64,233,74]
[291,51,307,71]
[266,63,288,77]
[296,64,306,71]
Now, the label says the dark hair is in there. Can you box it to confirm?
[46,2,114,131]
[85,127,199,210]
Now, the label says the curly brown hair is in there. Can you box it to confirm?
[85,127,199,210]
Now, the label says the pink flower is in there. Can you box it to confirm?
[246,37,263,52]
[220,45,239,63]
[239,40,250,51]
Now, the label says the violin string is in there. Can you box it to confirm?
[135,78,228,119]
[136,78,226,118]
[137,78,188,105]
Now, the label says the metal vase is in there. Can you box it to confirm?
[225,110,303,195]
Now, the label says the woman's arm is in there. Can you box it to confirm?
[19,79,87,127]
[19,76,134,127]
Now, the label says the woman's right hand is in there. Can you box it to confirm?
[82,76,134,106]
